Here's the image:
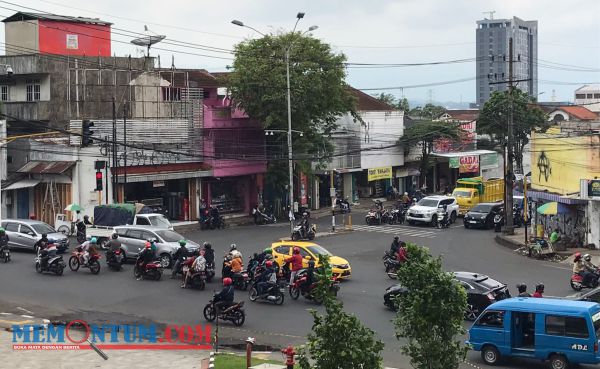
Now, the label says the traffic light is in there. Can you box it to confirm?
[82,120,94,147]
[95,170,103,191]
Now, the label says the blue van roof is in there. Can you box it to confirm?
[488,297,599,314]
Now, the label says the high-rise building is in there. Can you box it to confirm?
[475,16,538,107]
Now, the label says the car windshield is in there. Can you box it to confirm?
[149,215,172,228]
[453,190,472,198]
[154,230,184,242]
[417,199,439,207]
[471,204,494,212]
[307,245,332,256]
[31,223,56,234]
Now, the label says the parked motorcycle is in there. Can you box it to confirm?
[288,270,340,304]
[382,251,401,279]
[133,256,163,281]
[365,209,381,226]
[35,249,66,276]
[0,247,11,263]
[249,281,285,305]
[570,269,600,291]
[388,207,406,225]
[201,214,226,230]
[380,208,393,224]
[436,209,451,229]
[252,206,277,225]
[203,299,245,326]
[291,224,316,241]
[69,247,101,274]
[106,249,123,271]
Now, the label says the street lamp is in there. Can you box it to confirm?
[232,13,318,233]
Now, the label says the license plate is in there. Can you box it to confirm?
[469,221,477,224]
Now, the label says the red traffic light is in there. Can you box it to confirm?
[96,172,103,180]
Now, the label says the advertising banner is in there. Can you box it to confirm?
[459,155,479,174]
[368,167,392,182]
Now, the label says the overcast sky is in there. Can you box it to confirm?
[3,0,600,105]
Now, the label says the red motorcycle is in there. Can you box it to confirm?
[134,256,163,281]
[288,270,339,304]
[570,269,600,291]
[69,247,101,274]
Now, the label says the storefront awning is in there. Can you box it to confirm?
[17,161,75,174]
[517,189,589,205]
[431,149,497,158]
[117,170,212,183]
[3,179,41,190]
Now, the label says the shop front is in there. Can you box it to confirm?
[432,150,498,194]
[202,174,262,215]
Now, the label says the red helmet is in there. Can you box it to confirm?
[266,260,273,267]
[144,241,151,248]
[574,252,582,261]
[223,277,233,286]
[293,247,300,254]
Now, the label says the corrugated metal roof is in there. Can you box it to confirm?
[17,161,75,174]
[3,179,41,190]
[2,11,112,25]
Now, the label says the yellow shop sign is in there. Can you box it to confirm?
[368,167,392,182]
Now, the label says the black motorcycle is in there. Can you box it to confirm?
[205,262,215,283]
[188,270,207,290]
[436,209,451,229]
[0,247,11,263]
[203,299,245,326]
[106,249,123,271]
[382,251,400,279]
[337,198,351,214]
[252,206,277,225]
[249,281,285,305]
[35,250,66,276]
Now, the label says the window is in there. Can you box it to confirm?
[274,246,291,255]
[26,79,41,101]
[31,223,55,234]
[136,217,151,226]
[545,315,589,338]
[587,94,594,99]
[476,311,505,328]
[140,231,156,242]
[126,230,143,240]
[20,225,35,235]
[0,85,8,101]
[162,87,181,101]
[4,223,19,232]
[116,228,129,238]
[594,94,600,99]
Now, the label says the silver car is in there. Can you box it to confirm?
[113,225,199,268]
[1,219,69,252]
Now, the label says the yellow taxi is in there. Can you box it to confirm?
[271,241,351,280]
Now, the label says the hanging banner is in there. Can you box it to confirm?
[480,153,499,169]
[459,155,479,174]
[300,173,308,206]
[368,167,392,182]
[449,157,460,169]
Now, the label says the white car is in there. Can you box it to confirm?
[406,195,459,226]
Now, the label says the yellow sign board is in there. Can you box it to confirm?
[368,167,392,182]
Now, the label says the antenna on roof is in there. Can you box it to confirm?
[482,10,496,20]
[131,25,166,57]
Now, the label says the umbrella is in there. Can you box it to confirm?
[536,202,569,215]
[64,203,84,212]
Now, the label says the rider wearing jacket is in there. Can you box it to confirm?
[214,277,235,311]
[583,254,598,285]
[171,240,189,278]
[390,236,401,255]
[301,259,316,293]
[516,283,531,297]
[256,260,276,296]
[0,228,9,253]
[203,242,215,265]
[136,242,156,279]
[285,247,304,285]
[106,233,121,263]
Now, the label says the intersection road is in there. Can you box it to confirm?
[0,213,582,368]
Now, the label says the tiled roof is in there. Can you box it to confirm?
[2,11,111,25]
[552,105,598,121]
[158,69,220,88]
[349,87,396,111]
[440,109,479,121]
[17,161,75,174]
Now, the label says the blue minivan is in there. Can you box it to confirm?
[467,298,600,369]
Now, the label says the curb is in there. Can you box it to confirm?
[494,234,524,251]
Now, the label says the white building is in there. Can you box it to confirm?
[574,85,600,113]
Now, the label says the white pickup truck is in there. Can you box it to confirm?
[74,213,173,248]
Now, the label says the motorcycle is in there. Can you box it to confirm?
[337,198,351,214]
[232,271,250,290]
[133,255,163,281]
[570,268,600,291]
[288,269,340,304]
[205,262,215,283]
[380,208,393,224]
[201,214,226,230]
[382,251,401,279]
[69,247,101,274]
[186,270,207,290]
[388,207,406,225]
[106,249,123,271]
[249,280,286,305]
[436,209,451,229]
[252,206,277,225]
[0,247,11,263]
[291,224,316,241]
[203,299,245,326]
[365,209,381,226]
[493,207,522,232]
[35,249,66,276]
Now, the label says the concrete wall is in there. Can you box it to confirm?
[5,21,39,55]
[360,110,404,169]
[590,201,600,249]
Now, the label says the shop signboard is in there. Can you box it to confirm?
[449,157,459,169]
[368,167,392,182]
[153,180,165,188]
[459,155,479,174]
[588,179,600,198]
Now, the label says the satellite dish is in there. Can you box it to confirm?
[131,26,166,57]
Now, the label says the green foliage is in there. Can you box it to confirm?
[397,97,410,112]
[228,32,357,187]
[409,104,446,119]
[394,244,468,369]
[298,255,384,369]
[372,93,410,112]
[477,89,549,172]
[401,120,463,185]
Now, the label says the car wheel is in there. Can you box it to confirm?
[481,345,501,365]
[430,215,438,227]
[464,221,470,229]
[450,212,457,224]
[465,303,480,321]
[549,354,569,369]
[159,253,171,268]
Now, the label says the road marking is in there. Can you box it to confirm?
[352,224,437,239]
[20,315,34,319]
[17,307,34,315]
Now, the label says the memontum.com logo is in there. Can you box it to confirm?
[12,321,212,350]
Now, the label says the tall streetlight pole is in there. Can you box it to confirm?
[232,14,317,233]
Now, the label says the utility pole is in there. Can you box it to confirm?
[112,98,117,204]
[123,102,127,187]
[504,37,515,235]
[285,48,295,233]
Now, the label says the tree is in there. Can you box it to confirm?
[394,243,468,369]
[372,92,397,106]
[397,97,410,112]
[401,120,463,187]
[477,89,549,173]
[297,255,385,369]
[227,32,357,187]
[409,104,445,119]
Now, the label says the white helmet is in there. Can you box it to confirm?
[584,254,591,262]
[404,192,408,196]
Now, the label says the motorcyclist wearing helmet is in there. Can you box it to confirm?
[516,283,531,297]
[285,246,304,285]
[229,243,242,259]
[106,233,121,264]
[301,259,317,293]
[171,240,190,279]
[583,254,598,286]
[573,252,590,286]
[0,228,9,254]
[532,283,544,298]
[214,277,235,312]
[256,260,277,296]
[390,236,401,255]
[203,242,215,265]
[80,237,99,266]
[227,251,243,286]
[400,192,411,208]
[34,233,49,253]
[41,239,58,268]
[300,212,310,238]
[182,250,206,288]
[256,248,272,264]
[136,241,156,280]
[222,254,233,279]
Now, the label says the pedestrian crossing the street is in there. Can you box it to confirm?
[351,224,439,239]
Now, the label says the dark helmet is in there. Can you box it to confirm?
[111,233,118,240]
[516,283,527,293]
[84,215,89,219]
[203,242,212,249]
[394,235,399,241]
[41,233,48,239]
[230,244,237,251]
[308,260,315,268]
[535,283,544,292]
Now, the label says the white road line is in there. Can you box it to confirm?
[20,315,34,319]
[351,225,437,238]
[17,307,34,315]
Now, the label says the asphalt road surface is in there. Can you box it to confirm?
[0,213,584,369]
